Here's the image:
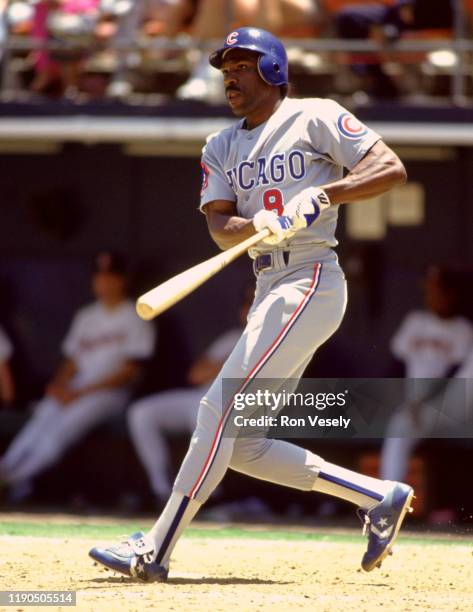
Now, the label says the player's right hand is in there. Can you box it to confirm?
[253,209,296,245]
[283,187,331,230]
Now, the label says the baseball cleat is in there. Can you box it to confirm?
[89,531,168,582]
[359,482,414,572]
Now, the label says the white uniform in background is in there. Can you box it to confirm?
[390,310,473,379]
[0,300,155,487]
[381,310,473,481]
[128,328,241,500]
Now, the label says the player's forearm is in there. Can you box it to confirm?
[323,143,407,205]
[49,359,77,387]
[207,212,256,250]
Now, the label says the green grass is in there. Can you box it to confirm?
[0,521,471,546]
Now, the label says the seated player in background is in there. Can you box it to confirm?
[0,326,15,409]
[0,252,155,503]
[127,287,253,507]
[380,264,473,482]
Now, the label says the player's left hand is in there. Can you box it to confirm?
[47,383,82,406]
[283,187,331,230]
[253,209,296,245]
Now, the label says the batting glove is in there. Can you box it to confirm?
[253,209,296,245]
[283,187,331,230]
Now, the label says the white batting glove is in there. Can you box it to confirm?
[283,187,331,230]
[253,209,296,245]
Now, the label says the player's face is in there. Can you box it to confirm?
[221,49,278,119]
[93,272,126,306]
[424,269,456,317]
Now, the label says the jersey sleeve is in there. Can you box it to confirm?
[199,134,236,212]
[61,310,85,359]
[307,100,381,170]
[390,312,418,361]
[0,327,13,361]
[123,316,156,360]
[451,319,473,363]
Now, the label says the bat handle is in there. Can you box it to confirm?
[222,228,271,260]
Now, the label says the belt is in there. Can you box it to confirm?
[254,251,290,274]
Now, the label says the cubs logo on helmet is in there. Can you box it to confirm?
[226,31,239,45]
[337,113,368,139]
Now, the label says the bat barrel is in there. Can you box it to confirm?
[135,229,270,320]
[135,300,156,321]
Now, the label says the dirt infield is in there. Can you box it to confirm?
[1,523,472,612]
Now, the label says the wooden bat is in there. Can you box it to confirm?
[136,228,270,320]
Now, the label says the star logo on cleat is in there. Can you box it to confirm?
[136,562,145,573]
[378,517,389,527]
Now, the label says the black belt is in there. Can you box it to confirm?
[254,251,290,273]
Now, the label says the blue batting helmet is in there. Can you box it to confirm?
[209,27,288,87]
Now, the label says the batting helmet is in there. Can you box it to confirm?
[209,27,288,87]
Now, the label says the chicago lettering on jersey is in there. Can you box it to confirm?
[226,150,306,191]
[78,332,126,353]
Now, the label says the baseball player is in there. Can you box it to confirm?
[90,28,413,580]
[0,252,155,501]
[127,288,252,505]
[380,344,473,487]
[380,265,473,481]
[0,326,15,408]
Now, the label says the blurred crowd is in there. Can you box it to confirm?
[1,252,473,521]
[0,0,468,103]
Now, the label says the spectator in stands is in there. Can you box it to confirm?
[104,0,196,98]
[0,252,155,503]
[127,286,253,507]
[173,0,321,102]
[335,0,454,98]
[144,0,197,37]
[0,326,15,408]
[380,264,473,482]
[30,0,102,99]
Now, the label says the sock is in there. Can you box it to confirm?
[313,460,393,510]
[148,491,201,568]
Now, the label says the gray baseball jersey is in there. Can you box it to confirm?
[200,97,381,251]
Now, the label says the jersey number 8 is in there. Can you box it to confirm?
[263,188,284,216]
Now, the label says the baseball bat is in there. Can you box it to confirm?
[136,228,270,320]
